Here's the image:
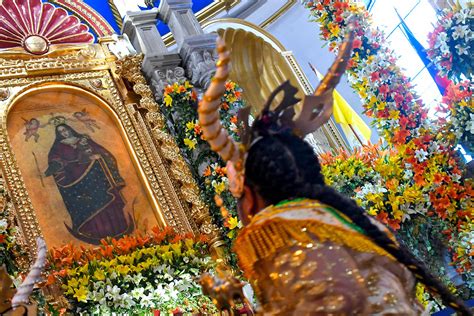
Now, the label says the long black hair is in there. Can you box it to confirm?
[244,132,471,315]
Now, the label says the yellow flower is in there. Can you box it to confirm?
[173,82,180,92]
[213,181,226,194]
[376,102,386,111]
[367,207,378,216]
[186,121,195,130]
[68,277,79,289]
[116,265,130,275]
[73,286,88,302]
[184,81,193,89]
[93,269,106,281]
[79,276,90,286]
[162,250,174,262]
[164,94,173,107]
[78,263,89,274]
[328,22,340,37]
[227,217,240,230]
[389,110,400,120]
[184,138,197,150]
[184,238,194,250]
[171,242,182,256]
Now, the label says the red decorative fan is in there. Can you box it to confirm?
[0,0,94,55]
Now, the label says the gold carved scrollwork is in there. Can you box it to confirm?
[116,55,224,248]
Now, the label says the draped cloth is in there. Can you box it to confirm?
[45,124,134,244]
[234,199,426,315]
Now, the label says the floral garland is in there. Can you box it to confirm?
[160,81,244,262]
[304,0,473,286]
[46,227,216,315]
[0,179,21,276]
[437,80,473,156]
[427,5,473,81]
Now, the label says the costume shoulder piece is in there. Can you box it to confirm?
[234,199,395,280]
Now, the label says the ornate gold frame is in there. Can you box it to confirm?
[0,41,221,257]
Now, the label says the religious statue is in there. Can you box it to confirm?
[198,32,471,315]
[45,123,134,244]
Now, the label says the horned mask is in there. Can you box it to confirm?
[198,29,355,198]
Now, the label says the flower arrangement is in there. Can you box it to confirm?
[437,80,473,156]
[159,81,244,265]
[304,0,473,291]
[0,179,22,276]
[46,227,216,315]
[427,5,473,80]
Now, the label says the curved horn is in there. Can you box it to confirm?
[292,27,355,136]
[198,39,241,163]
[11,238,47,309]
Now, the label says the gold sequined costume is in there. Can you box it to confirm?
[234,199,425,315]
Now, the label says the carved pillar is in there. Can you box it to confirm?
[123,9,167,54]
[123,9,186,98]
[158,0,218,88]
[116,55,224,251]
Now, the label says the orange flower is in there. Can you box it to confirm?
[225,81,235,91]
[216,166,226,176]
[376,211,389,224]
[393,129,410,144]
[222,102,229,110]
[235,91,241,98]
[178,85,186,93]
[230,115,238,124]
[194,124,202,135]
[165,85,174,94]
[203,166,211,177]
[191,89,197,101]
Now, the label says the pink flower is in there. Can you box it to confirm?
[394,94,404,104]
[352,38,362,49]
[379,84,389,95]
[370,72,380,82]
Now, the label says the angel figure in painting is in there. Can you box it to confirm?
[22,118,41,142]
[44,123,134,244]
[73,109,100,132]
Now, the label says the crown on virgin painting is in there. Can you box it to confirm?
[48,115,67,127]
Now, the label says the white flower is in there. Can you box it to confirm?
[468,113,474,134]
[429,141,440,153]
[440,42,451,55]
[415,149,429,162]
[131,287,145,300]
[132,273,145,286]
[105,285,121,301]
[436,32,448,47]
[403,169,413,180]
[455,44,469,55]
[454,10,468,24]
[452,25,469,39]
[0,219,7,231]
[139,291,155,308]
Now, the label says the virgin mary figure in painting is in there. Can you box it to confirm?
[45,123,134,244]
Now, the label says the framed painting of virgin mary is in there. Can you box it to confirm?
[6,84,161,248]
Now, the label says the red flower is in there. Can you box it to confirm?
[0,234,5,243]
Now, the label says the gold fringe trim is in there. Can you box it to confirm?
[235,218,395,279]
